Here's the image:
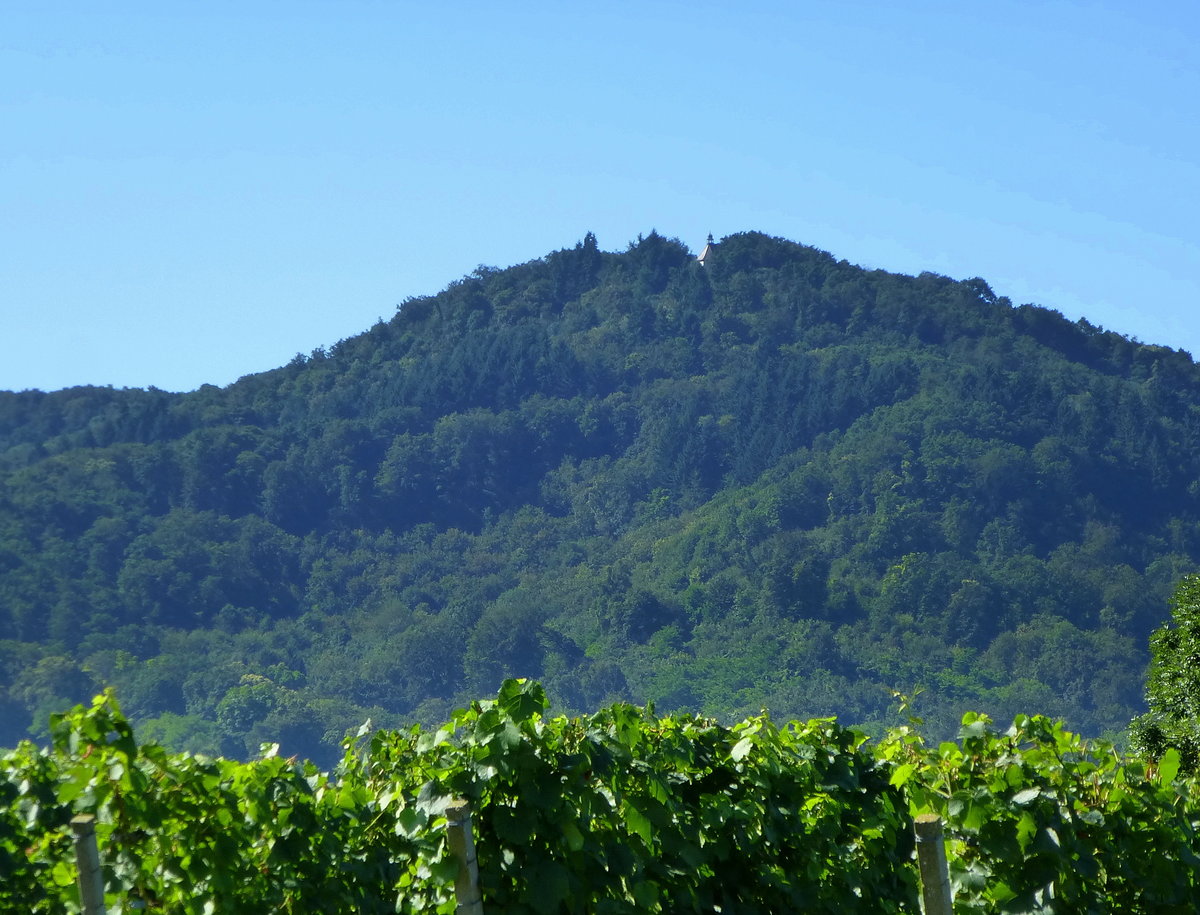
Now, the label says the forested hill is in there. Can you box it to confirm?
[3,230,1199,764]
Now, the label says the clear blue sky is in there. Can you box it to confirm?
[3,1,1198,393]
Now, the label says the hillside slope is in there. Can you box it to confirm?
[3,231,1198,761]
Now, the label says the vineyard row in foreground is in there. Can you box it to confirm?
[2,680,1198,914]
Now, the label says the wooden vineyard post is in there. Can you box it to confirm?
[71,814,107,915]
[914,813,953,915]
[446,799,484,915]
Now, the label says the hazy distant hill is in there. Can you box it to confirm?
[3,230,1198,762]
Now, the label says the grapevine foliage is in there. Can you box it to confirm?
[4,681,1200,913]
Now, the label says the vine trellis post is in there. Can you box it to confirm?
[71,814,107,915]
[914,813,953,915]
[446,798,484,915]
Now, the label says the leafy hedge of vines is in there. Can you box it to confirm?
[3,680,1198,913]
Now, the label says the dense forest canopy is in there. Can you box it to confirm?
[2,230,1198,763]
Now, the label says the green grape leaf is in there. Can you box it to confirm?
[731,737,754,762]
[889,763,916,788]
[1158,748,1181,784]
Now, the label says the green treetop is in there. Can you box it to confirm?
[1132,575,1200,770]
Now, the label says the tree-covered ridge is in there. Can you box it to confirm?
[2,230,1199,761]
